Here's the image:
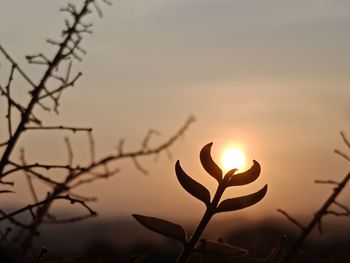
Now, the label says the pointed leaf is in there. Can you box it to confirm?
[216,185,268,213]
[175,161,211,205]
[200,142,222,182]
[197,239,248,257]
[227,160,261,187]
[132,214,186,243]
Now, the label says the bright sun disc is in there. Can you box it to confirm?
[221,148,246,172]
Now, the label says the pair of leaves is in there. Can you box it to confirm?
[132,214,186,244]
[216,184,268,213]
[200,142,261,187]
[197,239,248,257]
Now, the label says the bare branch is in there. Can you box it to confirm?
[0,190,14,194]
[3,162,81,178]
[68,116,195,181]
[24,125,92,133]
[65,137,74,166]
[0,45,36,88]
[43,213,97,224]
[0,227,12,243]
[325,210,350,217]
[0,210,39,235]
[0,195,96,222]
[340,131,350,149]
[5,64,15,138]
[314,179,339,185]
[334,149,350,162]
[20,149,39,204]
[277,209,305,230]
[6,161,62,186]
[334,201,350,214]
[88,130,95,163]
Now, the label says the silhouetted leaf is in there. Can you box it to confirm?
[175,161,211,205]
[227,160,261,187]
[216,185,268,213]
[132,214,186,243]
[0,190,14,194]
[197,239,248,257]
[200,142,222,182]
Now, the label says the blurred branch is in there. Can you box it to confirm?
[334,149,350,162]
[0,227,12,244]
[67,116,195,182]
[0,0,101,178]
[314,179,339,185]
[24,125,92,133]
[0,195,96,222]
[277,209,305,230]
[0,210,39,235]
[20,149,39,204]
[334,131,350,162]
[283,171,350,262]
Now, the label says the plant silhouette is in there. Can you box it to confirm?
[133,142,268,262]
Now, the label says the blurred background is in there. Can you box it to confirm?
[1,0,350,261]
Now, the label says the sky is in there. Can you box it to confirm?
[1,0,350,230]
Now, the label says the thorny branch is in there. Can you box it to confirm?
[0,1,195,262]
[0,0,104,178]
[281,131,350,262]
[0,195,96,222]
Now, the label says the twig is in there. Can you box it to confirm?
[68,116,195,180]
[5,64,15,138]
[334,149,350,162]
[0,210,39,235]
[24,125,92,133]
[88,130,95,163]
[43,213,97,224]
[340,131,350,149]
[314,179,339,185]
[0,227,12,243]
[3,162,81,177]
[277,209,305,230]
[65,137,74,166]
[20,149,39,204]
[283,172,350,262]
[0,195,96,222]
[0,45,36,88]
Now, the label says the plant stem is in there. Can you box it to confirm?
[177,182,227,263]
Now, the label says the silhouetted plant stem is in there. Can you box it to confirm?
[284,171,350,262]
[177,180,227,263]
[134,143,267,262]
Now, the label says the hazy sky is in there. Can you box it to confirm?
[1,0,350,228]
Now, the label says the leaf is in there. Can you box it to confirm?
[0,190,14,194]
[132,214,186,243]
[216,185,268,213]
[175,161,211,205]
[227,160,261,187]
[200,142,222,182]
[197,239,248,257]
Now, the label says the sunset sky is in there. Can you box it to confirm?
[1,0,350,230]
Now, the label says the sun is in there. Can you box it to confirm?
[221,147,246,172]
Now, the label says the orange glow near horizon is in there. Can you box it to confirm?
[221,146,246,172]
